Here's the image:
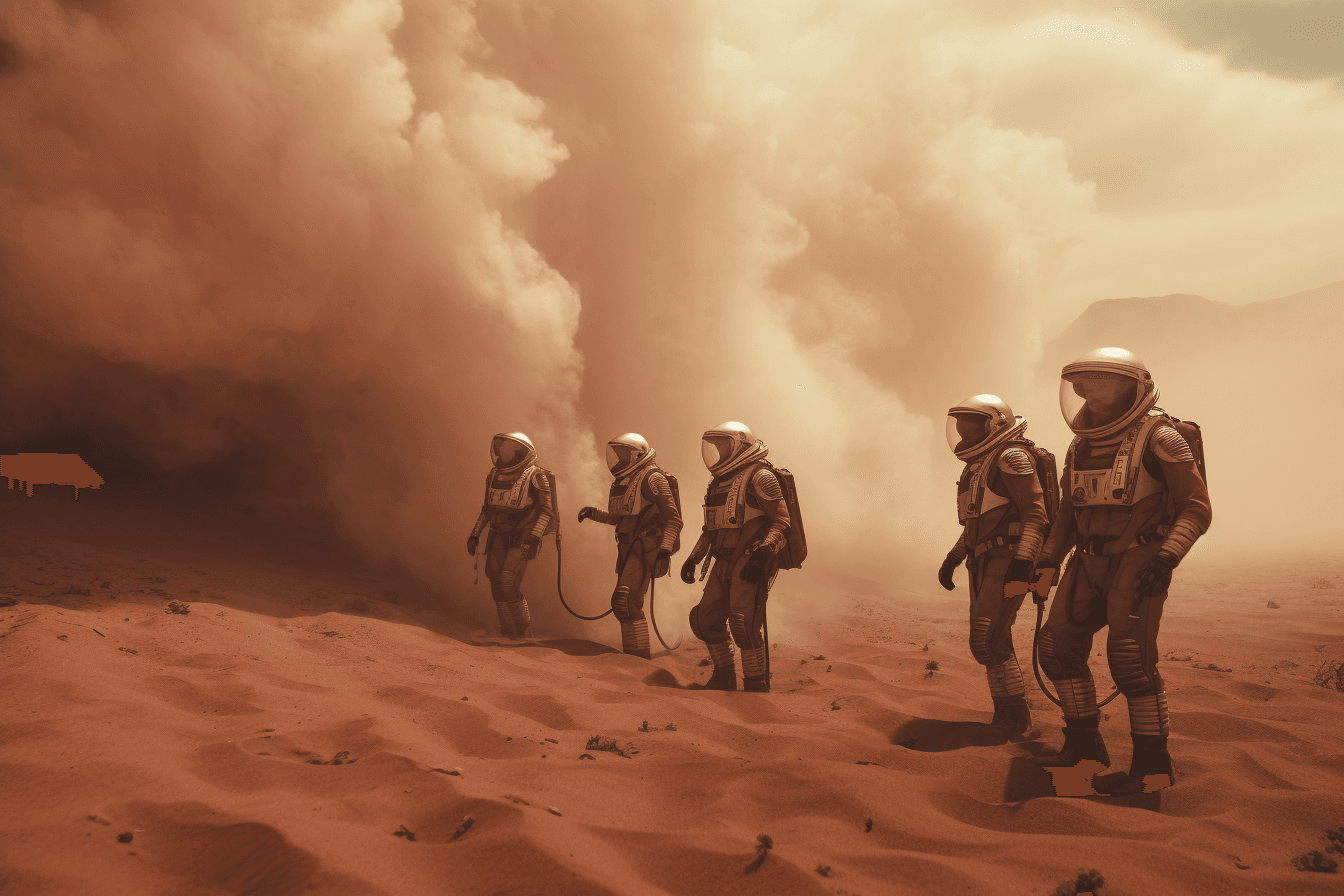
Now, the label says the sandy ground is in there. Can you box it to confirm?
[2,497,1342,896]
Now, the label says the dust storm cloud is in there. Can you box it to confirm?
[1,1,1339,622]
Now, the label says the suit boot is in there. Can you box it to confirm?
[621,619,652,660]
[510,600,534,639]
[991,696,1031,737]
[495,602,516,639]
[1095,734,1175,796]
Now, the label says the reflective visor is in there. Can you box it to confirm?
[701,436,734,470]
[491,436,529,468]
[945,412,989,456]
[606,444,634,473]
[1060,372,1139,433]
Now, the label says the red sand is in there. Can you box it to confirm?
[1,499,1341,895]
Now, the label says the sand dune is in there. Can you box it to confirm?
[2,499,1342,895]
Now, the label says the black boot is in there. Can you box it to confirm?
[742,675,770,693]
[991,696,1031,737]
[1095,734,1175,796]
[1034,714,1111,768]
[698,666,737,691]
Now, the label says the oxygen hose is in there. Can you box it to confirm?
[1031,559,1121,708]
[554,530,614,621]
[648,574,683,651]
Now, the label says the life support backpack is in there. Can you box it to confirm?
[1164,417,1207,484]
[764,463,807,570]
[664,471,684,554]
[1019,440,1060,536]
[538,468,559,537]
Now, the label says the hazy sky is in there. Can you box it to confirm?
[0,1,1339,606]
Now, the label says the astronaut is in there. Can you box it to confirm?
[681,422,791,692]
[466,432,555,639]
[1033,348,1212,796]
[939,395,1050,737]
[577,434,683,659]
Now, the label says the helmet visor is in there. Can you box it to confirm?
[1060,372,1140,432]
[491,436,530,469]
[946,413,989,456]
[701,435,735,470]
[605,443,636,474]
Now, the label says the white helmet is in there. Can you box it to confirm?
[490,432,537,473]
[946,394,1027,461]
[701,421,768,476]
[1059,347,1159,441]
[605,433,656,477]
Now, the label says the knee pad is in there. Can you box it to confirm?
[969,616,992,665]
[728,613,760,649]
[688,605,706,642]
[611,585,631,622]
[1108,638,1155,697]
[1038,627,1062,678]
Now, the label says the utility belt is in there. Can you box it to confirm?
[966,523,1022,560]
[1076,523,1169,557]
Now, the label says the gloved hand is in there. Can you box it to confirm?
[1030,566,1058,605]
[653,550,672,579]
[938,551,962,591]
[740,545,774,584]
[681,556,700,584]
[466,535,479,556]
[524,534,542,560]
[1136,552,1178,597]
[577,506,597,524]
[1002,557,1034,600]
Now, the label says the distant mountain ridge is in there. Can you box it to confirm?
[1040,280,1342,381]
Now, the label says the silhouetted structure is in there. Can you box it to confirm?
[0,453,104,500]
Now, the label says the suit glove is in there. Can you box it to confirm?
[1136,552,1178,598]
[681,556,701,584]
[740,545,774,584]
[938,551,962,591]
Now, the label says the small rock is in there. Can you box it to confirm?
[393,825,416,841]
[865,818,873,832]
[451,816,474,840]
[579,753,595,760]
[547,806,562,816]
[117,832,133,843]
[1267,601,1280,609]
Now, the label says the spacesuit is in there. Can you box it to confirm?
[680,422,791,693]
[1034,348,1212,796]
[939,395,1049,736]
[466,432,555,639]
[577,434,683,659]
